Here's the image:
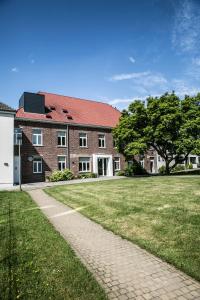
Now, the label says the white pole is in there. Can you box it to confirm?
[19,142,22,191]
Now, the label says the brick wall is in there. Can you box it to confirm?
[15,120,126,183]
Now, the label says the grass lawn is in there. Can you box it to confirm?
[46,176,200,281]
[0,191,107,300]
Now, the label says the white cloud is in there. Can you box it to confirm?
[129,56,135,64]
[171,79,199,97]
[109,71,168,88]
[172,0,200,53]
[11,67,19,72]
[192,57,200,66]
[109,71,150,81]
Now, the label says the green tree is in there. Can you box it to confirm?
[113,92,200,174]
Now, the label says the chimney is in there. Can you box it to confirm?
[19,92,45,114]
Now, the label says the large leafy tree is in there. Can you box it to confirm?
[113,92,200,174]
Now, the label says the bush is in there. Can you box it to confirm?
[125,161,147,176]
[49,169,74,182]
[116,170,125,176]
[186,163,193,169]
[158,165,166,174]
[78,172,97,179]
[172,164,185,172]
[171,168,200,175]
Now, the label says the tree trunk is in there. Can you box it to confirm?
[165,161,170,175]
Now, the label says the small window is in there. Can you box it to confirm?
[57,131,66,147]
[58,156,66,171]
[79,133,87,147]
[32,129,42,146]
[14,128,22,145]
[158,155,161,162]
[98,134,106,148]
[140,160,144,168]
[190,156,197,164]
[79,157,90,172]
[114,157,120,171]
[33,157,42,174]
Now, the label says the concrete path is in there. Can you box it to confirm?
[28,189,200,300]
[0,176,125,191]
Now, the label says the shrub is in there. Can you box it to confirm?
[116,170,125,176]
[49,169,74,182]
[158,165,166,174]
[125,161,147,176]
[172,164,185,172]
[186,163,193,169]
[78,172,97,179]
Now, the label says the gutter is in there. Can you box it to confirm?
[15,117,115,130]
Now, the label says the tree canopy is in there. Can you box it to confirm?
[113,92,200,174]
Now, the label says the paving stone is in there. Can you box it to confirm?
[29,189,200,300]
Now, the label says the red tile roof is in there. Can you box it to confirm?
[16,92,120,128]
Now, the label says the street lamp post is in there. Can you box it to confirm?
[15,128,22,191]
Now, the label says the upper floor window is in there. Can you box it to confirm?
[14,128,22,145]
[114,157,120,171]
[58,156,66,171]
[57,131,66,147]
[79,157,90,172]
[33,157,42,174]
[79,133,87,147]
[32,129,42,146]
[98,134,106,148]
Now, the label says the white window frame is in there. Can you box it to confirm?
[190,156,197,164]
[57,131,66,147]
[79,157,91,173]
[98,134,106,148]
[79,132,88,148]
[114,157,120,171]
[58,156,67,171]
[33,157,43,174]
[32,128,43,146]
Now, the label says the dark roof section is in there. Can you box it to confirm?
[0,102,15,112]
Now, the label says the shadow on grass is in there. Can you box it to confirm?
[0,198,18,299]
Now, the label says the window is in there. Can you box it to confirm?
[58,156,66,171]
[140,160,144,168]
[98,134,106,148]
[79,133,87,147]
[32,129,42,146]
[158,155,161,162]
[190,156,197,164]
[114,157,120,171]
[57,131,66,147]
[33,157,42,174]
[14,128,22,145]
[79,157,90,172]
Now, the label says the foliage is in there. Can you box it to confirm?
[172,164,185,172]
[78,172,97,179]
[124,160,147,176]
[116,170,125,176]
[0,191,106,299]
[186,163,193,169]
[113,92,200,174]
[49,169,74,182]
[158,165,166,174]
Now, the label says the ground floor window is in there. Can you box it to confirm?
[58,156,66,171]
[114,157,120,171]
[79,157,90,172]
[33,157,42,174]
[190,156,197,164]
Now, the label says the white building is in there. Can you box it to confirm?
[0,103,15,187]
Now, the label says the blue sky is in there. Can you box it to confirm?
[1,0,200,110]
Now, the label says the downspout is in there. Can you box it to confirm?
[67,124,70,169]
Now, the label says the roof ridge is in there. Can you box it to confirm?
[38,91,120,112]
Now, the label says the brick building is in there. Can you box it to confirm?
[15,92,126,183]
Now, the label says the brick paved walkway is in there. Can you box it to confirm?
[28,189,200,300]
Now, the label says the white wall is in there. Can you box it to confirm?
[0,112,14,187]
